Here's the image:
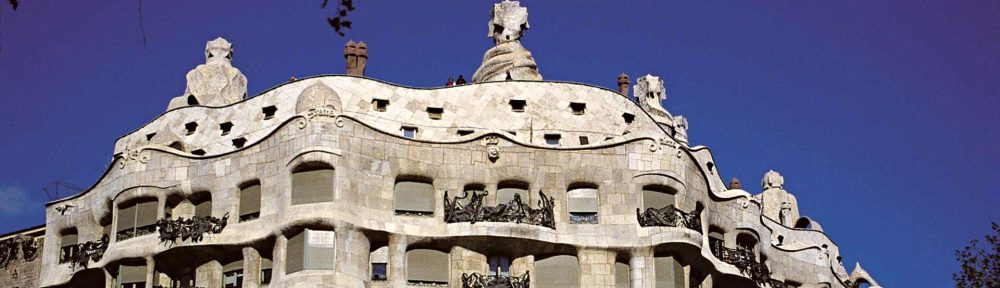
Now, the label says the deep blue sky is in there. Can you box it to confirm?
[0,1,997,286]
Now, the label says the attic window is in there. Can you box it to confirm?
[457,129,474,136]
[401,126,418,139]
[509,100,526,112]
[191,149,207,156]
[579,136,589,145]
[570,102,586,115]
[426,107,444,120]
[220,122,234,135]
[544,134,561,146]
[622,113,635,124]
[262,106,278,120]
[506,130,517,136]
[706,162,715,174]
[373,99,389,112]
[187,95,200,106]
[145,133,157,141]
[185,122,198,135]
[232,137,248,148]
[168,141,185,152]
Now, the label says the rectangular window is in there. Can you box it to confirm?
[286,229,336,274]
[394,180,434,216]
[401,126,418,139]
[261,258,273,284]
[371,263,388,281]
[642,185,676,210]
[239,183,262,222]
[117,199,158,241]
[488,256,511,277]
[223,260,244,288]
[544,134,561,146]
[615,262,630,288]
[426,107,444,120]
[262,106,278,120]
[117,264,147,288]
[509,99,526,112]
[570,102,586,115]
[579,136,589,145]
[291,168,335,205]
[568,187,599,224]
[373,99,389,112]
[220,122,234,136]
[370,246,389,281]
[59,232,79,264]
[193,199,212,218]
[406,249,449,285]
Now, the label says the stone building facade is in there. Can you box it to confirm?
[0,1,882,287]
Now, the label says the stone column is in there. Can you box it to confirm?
[511,255,534,287]
[242,247,262,288]
[579,248,617,288]
[337,227,371,286]
[272,235,287,284]
[145,256,156,287]
[449,246,487,285]
[196,260,223,288]
[387,234,408,287]
[629,248,653,288]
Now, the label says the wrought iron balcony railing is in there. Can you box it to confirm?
[156,213,229,245]
[445,190,555,229]
[635,204,702,232]
[0,234,38,268]
[709,244,774,286]
[117,224,158,242]
[69,234,109,269]
[461,272,530,288]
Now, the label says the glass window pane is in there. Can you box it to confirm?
[292,169,335,205]
[406,249,449,284]
[239,184,262,217]
[394,181,434,214]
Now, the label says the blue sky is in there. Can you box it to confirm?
[0,1,997,286]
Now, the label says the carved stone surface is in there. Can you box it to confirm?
[762,170,784,190]
[673,115,689,146]
[617,73,630,96]
[472,1,542,83]
[70,235,109,269]
[462,272,530,288]
[0,235,39,269]
[445,190,555,229]
[156,213,229,245]
[635,204,702,232]
[634,74,669,118]
[167,37,248,110]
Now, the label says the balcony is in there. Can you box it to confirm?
[156,213,229,244]
[635,204,702,232]
[709,244,774,286]
[117,224,157,242]
[444,190,555,229]
[461,272,530,288]
[68,234,109,269]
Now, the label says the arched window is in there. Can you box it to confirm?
[567,185,599,224]
[291,163,335,205]
[406,249,449,285]
[736,232,759,256]
[497,181,528,205]
[286,228,336,274]
[614,261,630,288]
[654,255,684,288]
[794,217,813,229]
[535,255,579,287]
[642,184,676,210]
[394,178,434,216]
[708,226,725,257]
[239,181,262,222]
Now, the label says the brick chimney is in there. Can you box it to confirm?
[344,40,368,76]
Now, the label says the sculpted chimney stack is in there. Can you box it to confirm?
[344,40,368,76]
[617,73,630,97]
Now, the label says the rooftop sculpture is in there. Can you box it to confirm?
[167,37,248,109]
[472,0,543,83]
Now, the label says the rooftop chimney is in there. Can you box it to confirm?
[617,73,630,97]
[345,40,368,76]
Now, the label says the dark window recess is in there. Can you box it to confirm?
[457,129,474,136]
[187,95,200,106]
[168,142,185,152]
[262,106,277,120]
[371,263,388,281]
[604,136,615,141]
[220,122,234,135]
[426,107,444,120]
[185,122,198,135]
[145,133,157,141]
[544,134,561,146]
[509,99,526,112]
[579,136,589,145]
[261,269,272,284]
[232,137,248,148]
[622,113,635,124]
[570,102,587,115]
[373,99,389,112]
[191,149,207,156]
[506,130,517,136]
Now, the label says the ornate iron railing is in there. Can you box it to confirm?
[70,234,109,269]
[636,205,702,232]
[569,213,598,224]
[709,245,774,286]
[444,190,555,229]
[461,272,530,288]
[0,234,39,268]
[117,224,158,242]
[156,213,229,245]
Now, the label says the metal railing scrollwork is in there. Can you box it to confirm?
[461,272,530,288]
[710,244,776,286]
[156,213,229,245]
[636,205,702,232]
[0,234,39,268]
[445,190,555,229]
[71,234,109,269]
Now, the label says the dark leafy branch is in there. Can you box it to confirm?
[954,222,1000,288]
[322,0,354,37]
